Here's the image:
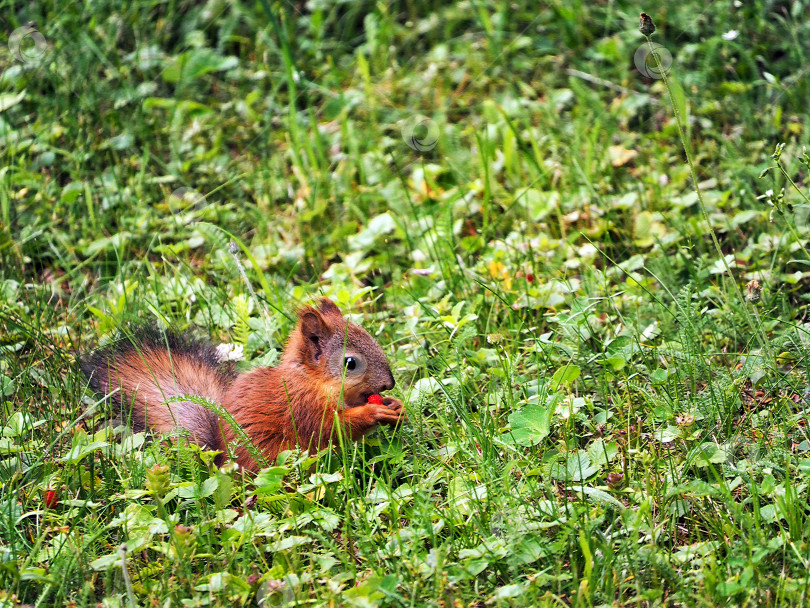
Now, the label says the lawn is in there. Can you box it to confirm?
[2,0,810,606]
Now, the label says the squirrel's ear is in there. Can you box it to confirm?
[317,298,343,318]
[299,308,330,362]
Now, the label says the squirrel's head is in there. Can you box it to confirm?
[283,298,396,407]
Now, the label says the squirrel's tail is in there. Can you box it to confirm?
[81,327,233,451]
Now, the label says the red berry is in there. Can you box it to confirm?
[44,489,59,509]
[368,394,383,405]
[526,274,534,283]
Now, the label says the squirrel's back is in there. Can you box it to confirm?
[81,327,233,451]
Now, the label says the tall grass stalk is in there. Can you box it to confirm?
[642,24,774,361]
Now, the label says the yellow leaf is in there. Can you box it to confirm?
[488,260,505,278]
[608,145,638,167]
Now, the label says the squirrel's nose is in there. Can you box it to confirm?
[379,372,395,392]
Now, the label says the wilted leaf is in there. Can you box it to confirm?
[608,145,638,167]
[0,91,26,113]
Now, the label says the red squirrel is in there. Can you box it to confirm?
[81,299,404,471]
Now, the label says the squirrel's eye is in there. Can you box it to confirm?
[339,354,366,376]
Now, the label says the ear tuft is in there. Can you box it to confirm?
[317,298,343,318]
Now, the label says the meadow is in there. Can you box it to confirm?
[2,0,810,605]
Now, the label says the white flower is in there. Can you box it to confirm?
[216,343,244,362]
[722,30,739,41]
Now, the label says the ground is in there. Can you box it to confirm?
[1,1,810,606]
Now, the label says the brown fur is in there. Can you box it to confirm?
[81,299,404,471]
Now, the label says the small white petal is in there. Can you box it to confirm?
[216,343,244,362]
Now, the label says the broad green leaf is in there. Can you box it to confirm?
[506,403,552,446]
[177,476,218,499]
[161,49,239,83]
[655,425,681,443]
[253,466,289,496]
[570,485,625,509]
[348,212,397,250]
[491,584,525,600]
[268,535,313,552]
[586,439,618,467]
[550,451,599,482]
[690,442,729,468]
[60,441,109,464]
[550,364,580,389]
[90,554,122,571]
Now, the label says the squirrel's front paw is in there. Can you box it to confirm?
[381,396,403,412]
[371,397,405,424]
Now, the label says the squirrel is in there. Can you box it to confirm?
[81,298,404,472]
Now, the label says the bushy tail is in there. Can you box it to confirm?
[81,327,234,451]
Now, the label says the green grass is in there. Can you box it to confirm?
[2,0,810,605]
